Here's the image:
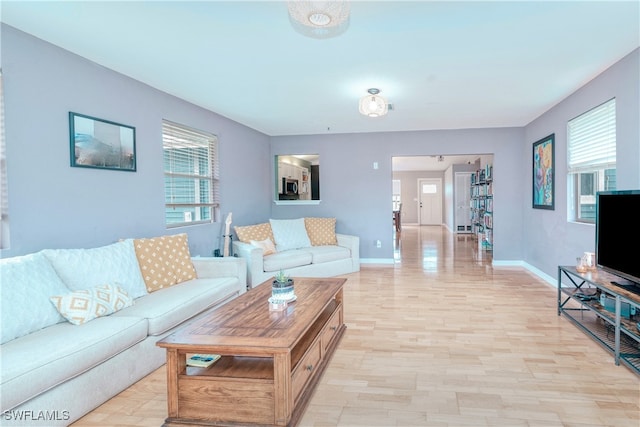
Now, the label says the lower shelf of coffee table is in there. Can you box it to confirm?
[185,356,274,379]
[169,333,343,426]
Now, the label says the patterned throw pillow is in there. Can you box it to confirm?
[269,218,311,252]
[305,217,338,246]
[133,234,197,293]
[234,223,274,243]
[50,284,134,325]
[250,238,277,255]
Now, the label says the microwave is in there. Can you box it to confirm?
[282,178,298,195]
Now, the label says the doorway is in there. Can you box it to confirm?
[418,178,442,225]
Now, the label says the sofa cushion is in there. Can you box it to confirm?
[305,245,352,264]
[235,222,274,243]
[270,218,311,251]
[133,234,197,293]
[0,252,70,344]
[263,249,313,273]
[0,316,147,411]
[111,277,241,335]
[50,284,134,325]
[42,239,148,299]
[305,217,338,246]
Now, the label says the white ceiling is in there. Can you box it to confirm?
[1,1,639,138]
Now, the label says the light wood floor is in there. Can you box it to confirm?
[72,226,640,427]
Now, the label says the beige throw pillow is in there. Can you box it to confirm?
[133,234,197,292]
[50,284,133,325]
[250,238,277,256]
[235,223,274,243]
[305,217,338,246]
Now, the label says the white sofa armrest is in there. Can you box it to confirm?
[336,233,360,267]
[191,257,247,291]
[231,241,264,288]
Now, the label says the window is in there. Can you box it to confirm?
[422,184,437,194]
[567,98,616,222]
[275,154,320,202]
[163,120,219,227]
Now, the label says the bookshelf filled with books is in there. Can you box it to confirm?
[470,164,493,251]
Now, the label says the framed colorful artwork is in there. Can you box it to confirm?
[532,133,555,210]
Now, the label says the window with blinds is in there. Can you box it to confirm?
[163,120,219,227]
[567,98,616,222]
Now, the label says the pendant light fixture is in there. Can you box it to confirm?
[359,88,388,117]
[287,1,351,39]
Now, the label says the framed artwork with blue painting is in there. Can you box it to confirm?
[69,112,136,172]
[532,133,554,210]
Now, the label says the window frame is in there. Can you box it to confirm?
[162,120,219,228]
[567,98,616,224]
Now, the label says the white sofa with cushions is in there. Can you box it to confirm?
[232,217,359,289]
[0,234,246,426]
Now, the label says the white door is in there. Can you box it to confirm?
[418,178,442,225]
[455,172,472,233]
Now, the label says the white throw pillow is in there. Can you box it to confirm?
[269,218,311,252]
[0,252,70,344]
[42,239,148,299]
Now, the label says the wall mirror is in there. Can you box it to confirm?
[275,154,320,203]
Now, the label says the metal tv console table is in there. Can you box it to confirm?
[558,265,640,376]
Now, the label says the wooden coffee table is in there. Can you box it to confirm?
[157,277,346,427]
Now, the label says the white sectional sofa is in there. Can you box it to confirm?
[0,234,246,426]
[232,217,359,288]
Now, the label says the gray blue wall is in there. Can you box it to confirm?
[1,24,271,257]
[1,24,638,279]
[522,48,640,280]
[271,128,525,260]
[270,49,639,267]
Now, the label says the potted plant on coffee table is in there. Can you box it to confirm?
[272,270,295,302]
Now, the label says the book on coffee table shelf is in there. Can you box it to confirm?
[186,354,221,368]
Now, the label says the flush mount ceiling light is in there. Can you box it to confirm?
[359,88,389,118]
[288,1,351,39]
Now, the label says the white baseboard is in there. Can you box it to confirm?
[360,258,395,265]
[492,259,556,289]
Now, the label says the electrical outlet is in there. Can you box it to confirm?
[376,240,381,248]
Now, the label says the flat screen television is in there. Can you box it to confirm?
[596,190,640,295]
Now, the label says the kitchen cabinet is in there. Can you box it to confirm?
[277,161,310,200]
